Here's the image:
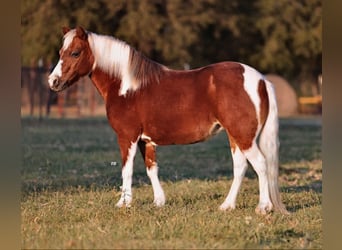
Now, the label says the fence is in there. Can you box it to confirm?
[21,66,105,118]
[21,66,322,118]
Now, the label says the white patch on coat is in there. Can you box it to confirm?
[241,63,265,125]
[219,146,248,210]
[243,143,273,214]
[146,164,165,206]
[116,139,138,207]
[141,133,157,146]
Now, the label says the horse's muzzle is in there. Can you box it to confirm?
[48,75,67,92]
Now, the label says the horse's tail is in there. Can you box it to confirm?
[259,79,289,214]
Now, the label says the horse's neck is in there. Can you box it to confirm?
[89,67,121,101]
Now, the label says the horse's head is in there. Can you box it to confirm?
[48,26,94,92]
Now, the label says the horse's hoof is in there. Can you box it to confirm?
[219,203,235,211]
[255,203,273,215]
[153,197,166,207]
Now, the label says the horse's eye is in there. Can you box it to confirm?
[71,51,80,58]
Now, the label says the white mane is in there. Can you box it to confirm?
[87,32,138,95]
[62,29,163,96]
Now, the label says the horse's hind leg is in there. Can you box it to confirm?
[243,142,272,214]
[220,135,248,211]
[220,134,272,214]
[138,140,165,206]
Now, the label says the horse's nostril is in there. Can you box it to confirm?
[49,76,59,89]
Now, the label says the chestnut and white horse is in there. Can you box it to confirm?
[49,27,288,214]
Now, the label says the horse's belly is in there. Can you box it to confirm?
[142,118,222,145]
[139,79,220,145]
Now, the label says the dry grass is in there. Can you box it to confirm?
[21,117,322,249]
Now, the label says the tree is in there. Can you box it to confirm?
[21,0,321,95]
[251,0,322,94]
[21,0,68,65]
[115,0,165,61]
[21,0,126,65]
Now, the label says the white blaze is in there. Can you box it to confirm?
[48,59,63,87]
[48,30,78,88]
[63,29,76,51]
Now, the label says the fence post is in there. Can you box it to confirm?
[28,59,37,116]
[38,58,44,121]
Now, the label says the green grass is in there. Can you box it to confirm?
[21,117,322,249]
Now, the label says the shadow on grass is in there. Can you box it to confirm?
[283,180,322,193]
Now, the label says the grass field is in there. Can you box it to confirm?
[21,117,322,249]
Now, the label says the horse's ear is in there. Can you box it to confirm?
[62,27,71,35]
[76,26,87,40]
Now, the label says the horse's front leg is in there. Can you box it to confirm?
[138,140,165,206]
[116,137,139,208]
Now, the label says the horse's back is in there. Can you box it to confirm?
[134,61,266,146]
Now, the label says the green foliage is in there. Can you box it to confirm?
[21,117,322,248]
[251,0,322,81]
[21,0,321,85]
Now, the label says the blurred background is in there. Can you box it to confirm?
[21,0,322,119]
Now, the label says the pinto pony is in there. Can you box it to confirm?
[49,27,288,214]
